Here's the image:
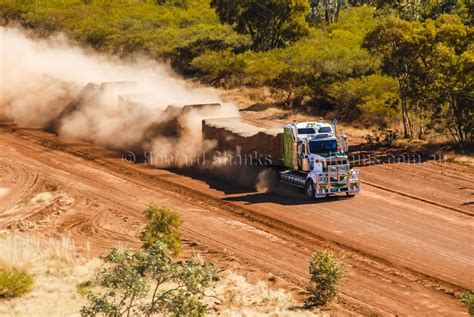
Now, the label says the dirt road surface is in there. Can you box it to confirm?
[0,123,473,316]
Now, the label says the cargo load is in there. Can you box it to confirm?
[202,117,284,162]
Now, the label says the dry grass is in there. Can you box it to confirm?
[442,153,474,165]
[336,124,373,144]
[209,271,324,317]
[0,233,322,316]
[0,267,33,299]
[390,139,474,166]
[218,86,279,110]
[0,233,101,316]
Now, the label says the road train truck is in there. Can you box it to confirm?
[276,121,360,199]
[202,118,360,199]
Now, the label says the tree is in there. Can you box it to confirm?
[140,204,183,255]
[373,0,425,21]
[308,0,347,25]
[80,244,218,317]
[305,250,345,307]
[364,14,473,142]
[373,0,471,22]
[328,74,399,127]
[363,16,426,137]
[155,0,188,8]
[210,0,310,51]
[425,15,473,143]
[422,0,471,22]
[81,205,218,317]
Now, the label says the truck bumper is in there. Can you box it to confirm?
[315,185,360,195]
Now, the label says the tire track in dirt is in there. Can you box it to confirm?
[361,180,472,216]
[360,163,473,215]
[181,226,395,316]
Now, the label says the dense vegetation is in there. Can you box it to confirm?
[1,0,472,144]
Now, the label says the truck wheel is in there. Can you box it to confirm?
[305,180,315,199]
[346,192,356,197]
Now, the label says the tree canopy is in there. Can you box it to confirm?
[364,14,473,142]
[210,0,310,51]
[1,0,471,144]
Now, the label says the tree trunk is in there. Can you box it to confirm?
[418,106,424,139]
[407,112,413,138]
[397,77,411,138]
[451,98,465,144]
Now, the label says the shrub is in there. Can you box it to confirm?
[365,129,398,147]
[0,267,34,298]
[191,50,246,87]
[328,74,399,127]
[76,281,92,297]
[305,250,345,307]
[461,290,474,316]
[140,204,182,255]
[82,204,218,316]
[80,243,218,317]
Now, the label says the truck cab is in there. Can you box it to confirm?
[279,121,360,199]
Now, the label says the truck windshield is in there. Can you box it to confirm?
[318,126,332,133]
[298,128,316,134]
[309,140,337,155]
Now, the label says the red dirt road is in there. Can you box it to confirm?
[0,123,473,316]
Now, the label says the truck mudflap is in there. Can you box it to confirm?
[314,170,360,196]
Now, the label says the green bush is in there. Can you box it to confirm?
[192,8,380,104]
[81,244,218,317]
[81,203,218,317]
[365,129,398,147]
[0,267,34,299]
[76,281,92,297]
[461,290,474,316]
[305,250,345,308]
[191,49,247,87]
[328,74,399,127]
[140,204,183,255]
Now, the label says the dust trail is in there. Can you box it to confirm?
[0,27,238,164]
[256,169,277,193]
[256,168,301,196]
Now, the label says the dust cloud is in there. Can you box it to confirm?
[0,27,238,166]
[256,169,276,192]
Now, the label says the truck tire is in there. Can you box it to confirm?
[305,179,315,199]
[346,192,356,197]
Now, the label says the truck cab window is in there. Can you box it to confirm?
[318,126,332,133]
[298,128,316,134]
[309,140,337,155]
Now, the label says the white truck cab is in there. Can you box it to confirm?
[292,121,334,138]
[279,121,360,199]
